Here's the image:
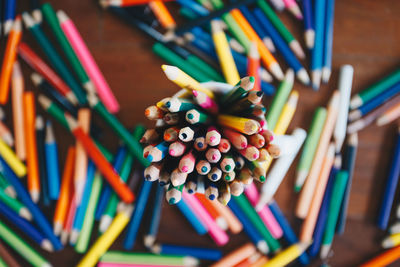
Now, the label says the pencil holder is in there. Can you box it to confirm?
[142,65,280,205]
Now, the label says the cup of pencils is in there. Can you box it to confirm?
[142,64,280,205]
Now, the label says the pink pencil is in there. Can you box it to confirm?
[192,90,218,114]
[244,183,283,239]
[98,263,183,267]
[182,191,229,246]
[57,10,120,113]
[283,0,303,20]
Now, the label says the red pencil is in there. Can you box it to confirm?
[247,42,261,91]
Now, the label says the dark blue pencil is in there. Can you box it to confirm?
[377,127,400,229]
[268,200,310,265]
[228,198,269,254]
[253,8,310,86]
[322,0,335,83]
[151,243,222,261]
[95,146,127,220]
[176,0,209,16]
[302,0,314,49]
[144,184,164,248]
[0,201,53,251]
[0,156,63,250]
[308,167,337,257]
[3,0,15,35]
[123,180,153,249]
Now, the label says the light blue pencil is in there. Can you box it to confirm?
[311,0,326,90]
[322,0,335,83]
[45,121,60,200]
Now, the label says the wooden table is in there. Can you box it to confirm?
[4,0,400,266]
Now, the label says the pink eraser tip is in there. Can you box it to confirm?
[182,166,188,172]
[270,136,274,141]
[241,142,247,148]
[192,90,198,96]
[253,154,258,159]
[212,155,217,160]
[169,150,175,156]
[210,136,215,142]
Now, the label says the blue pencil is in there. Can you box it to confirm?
[144,184,164,248]
[3,0,16,35]
[176,0,209,16]
[261,80,275,96]
[310,0,326,90]
[322,0,335,83]
[0,0,3,37]
[0,201,53,251]
[253,8,310,86]
[238,6,276,53]
[302,0,314,49]
[268,200,310,265]
[0,156,63,250]
[146,141,169,162]
[123,180,153,250]
[95,146,127,220]
[337,133,358,234]
[228,198,269,254]
[377,127,400,229]
[45,121,61,200]
[349,82,400,121]
[70,160,96,245]
[151,243,222,261]
[35,116,50,206]
[176,196,208,235]
[308,167,338,257]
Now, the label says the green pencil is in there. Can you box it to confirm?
[0,189,32,221]
[101,251,199,266]
[350,68,400,109]
[295,107,327,192]
[0,257,7,267]
[0,174,15,197]
[266,69,294,130]
[321,170,349,259]
[187,55,224,82]
[233,195,281,252]
[99,126,145,233]
[21,12,87,105]
[75,145,113,253]
[257,0,304,58]
[41,3,95,94]
[38,95,69,129]
[153,42,211,82]
[86,93,149,167]
[209,0,251,52]
[0,221,50,267]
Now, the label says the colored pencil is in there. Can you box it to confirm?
[265,242,311,267]
[211,243,256,267]
[149,0,176,29]
[57,10,120,113]
[295,107,327,192]
[252,8,310,85]
[176,196,208,235]
[45,121,61,200]
[257,0,305,59]
[334,65,354,152]
[273,91,299,135]
[77,205,134,267]
[283,0,302,19]
[151,243,222,261]
[321,0,335,83]
[302,0,314,49]
[22,12,87,105]
[377,126,400,229]
[211,200,243,234]
[0,221,50,267]
[0,138,26,178]
[100,251,198,266]
[310,0,326,89]
[0,187,31,221]
[350,68,400,109]
[377,102,400,126]
[361,245,400,267]
[144,184,164,247]
[35,116,50,206]
[3,0,16,35]
[0,241,21,267]
[17,42,78,105]
[296,90,340,218]
[0,17,22,104]
[11,61,26,160]
[336,133,358,234]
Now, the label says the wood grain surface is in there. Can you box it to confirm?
[2,0,400,266]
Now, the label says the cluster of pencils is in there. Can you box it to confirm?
[143,64,280,205]
[101,0,336,92]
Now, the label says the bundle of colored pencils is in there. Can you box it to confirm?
[143,64,280,205]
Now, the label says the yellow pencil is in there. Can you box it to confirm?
[382,233,400,249]
[77,204,134,267]
[217,115,260,135]
[260,90,299,172]
[263,242,311,267]
[211,20,240,85]
[0,138,27,177]
[161,65,214,98]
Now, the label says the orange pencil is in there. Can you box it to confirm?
[300,143,335,242]
[23,91,40,203]
[247,42,261,91]
[211,243,257,267]
[0,16,22,104]
[230,9,283,81]
[64,113,135,203]
[195,193,228,231]
[360,245,400,267]
[11,61,26,160]
[149,0,176,29]
[74,109,91,205]
[211,200,243,234]
[54,147,76,236]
